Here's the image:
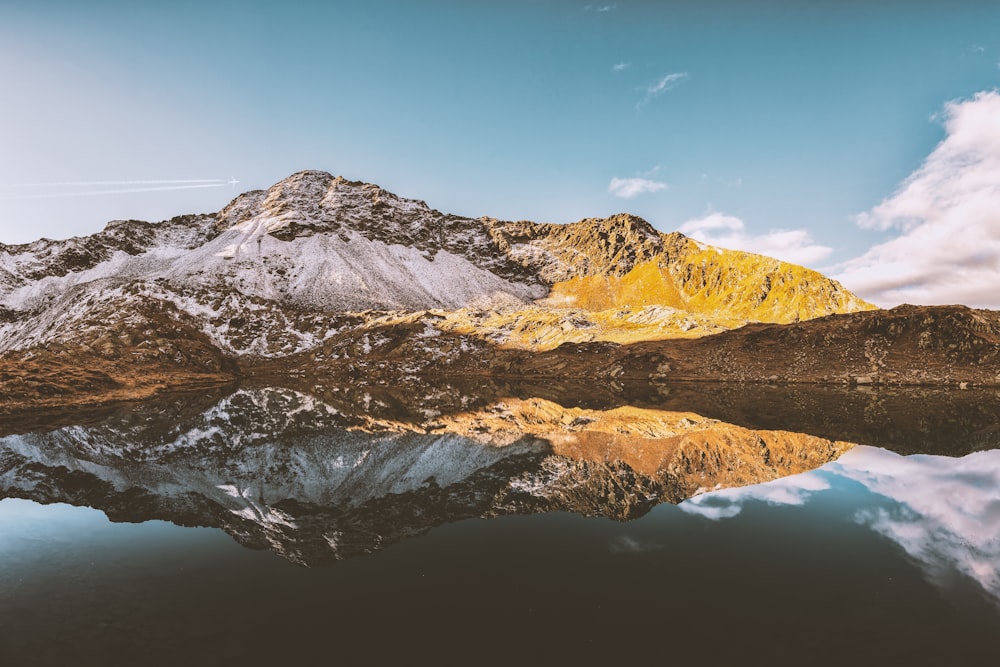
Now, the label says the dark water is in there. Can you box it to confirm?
[1,383,998,665]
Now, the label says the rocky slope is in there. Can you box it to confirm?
[253,303,1000,391]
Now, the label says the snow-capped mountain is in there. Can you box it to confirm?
[0,170,870,360]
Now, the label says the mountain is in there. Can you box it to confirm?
[0,170,868,347]
[0,171,869,320]
[2,169,996,413]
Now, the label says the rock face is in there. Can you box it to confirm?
[242,303,1000,394]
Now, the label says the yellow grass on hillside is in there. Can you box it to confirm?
[542,236,874,325]
[339,232,875,353]
[668,238,875,322]
[437,304,731,351]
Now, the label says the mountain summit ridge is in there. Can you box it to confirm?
[0,169,871,324]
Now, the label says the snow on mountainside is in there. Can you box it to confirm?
[0,214,218,299]
[0,171,548,356]
[0,171,544,315]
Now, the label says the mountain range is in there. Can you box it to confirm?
[2,169,999,413]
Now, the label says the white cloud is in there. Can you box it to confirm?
[678,211,833,267]
[834,90,1000,307]
[637,72,688,108]
[612,62,631,72]
[608,176,667,199]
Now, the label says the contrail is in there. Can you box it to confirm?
[0,183,227,201]
[0,179,226,188]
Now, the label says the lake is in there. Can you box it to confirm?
[1,382,998,665]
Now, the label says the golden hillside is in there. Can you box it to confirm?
[437,304,731,350]
[456,216,876,350]
[543,231,873,324]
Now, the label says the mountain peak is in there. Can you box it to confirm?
[587,213,660,239]
[214,170,443,242]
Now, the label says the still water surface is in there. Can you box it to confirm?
[0,383,998,665]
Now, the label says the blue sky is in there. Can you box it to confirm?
[2,1,1000,306]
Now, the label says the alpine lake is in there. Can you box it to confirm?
[1,379,998,665]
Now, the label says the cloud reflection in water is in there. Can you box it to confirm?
[680,446,1000,602]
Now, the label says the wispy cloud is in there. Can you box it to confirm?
[678,211,833,267]
[0,181,227,200]
[647,72,688,95]
[834,90,1000,307]
[612,61,631,72]
[699,173,743,188]
[584,3,617,12]
[637,72,689,109]
[608,176,667,199]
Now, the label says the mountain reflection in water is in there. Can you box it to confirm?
[0,385,853,564]
[1,382,999,664]
[1,382,998,568]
